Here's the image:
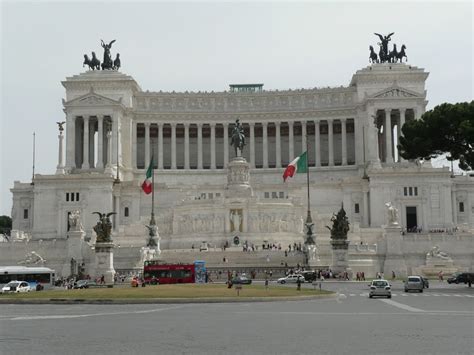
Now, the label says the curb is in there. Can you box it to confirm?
[0,293,336,305]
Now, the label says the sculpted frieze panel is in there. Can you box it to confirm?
[133,89,357,114]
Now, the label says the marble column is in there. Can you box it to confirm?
[184,123,190,169]
[315,120,321,167]
[451,190,457,226]
[82,116,90,169]
[171,123,177,169]
[223,123,229,167]
[131,121,137,169]
[106,130,112,169]
[97,116,104,169]
[88,120,95,168]
[56,130,65,174]
[210,123,216,169]
[275,122,281,168]
[65,114,75,170]
[249,123,255,167]
[197,123,203,169]
[363,187,369,227]
[398,109,406,162]
[328,119,334,166]
[145,123,151,167]
[341,118,347,165]
[301,121,307,152]
[262,122,268,168]
[158,123,163,169]
[288,121,294,161]
[385,109,393,163]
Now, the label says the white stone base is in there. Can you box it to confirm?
[92,242,115,285]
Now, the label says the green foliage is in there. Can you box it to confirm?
[398,101,474,171]
[0,215,12,229]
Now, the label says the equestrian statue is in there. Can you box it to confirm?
[230,119,246,157]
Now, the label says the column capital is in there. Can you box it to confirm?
[340,118,347,123]
[83,115,90,121]
[97,114,104,120]
[183,122,190,128]
[326,118,334,123]
[145,122,151,127]
[288,121,294,126]
[210,122,216,128]
[314,119,321,125]
[197,123,203,128]
[249,122,255,127]
[385,108,392,114]
[274,121,281,127]
[262,122,268,127]
[170,122,177,128]
[223,122,229,127]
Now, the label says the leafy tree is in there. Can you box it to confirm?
[0,215,12,234]
[398,101,474,171]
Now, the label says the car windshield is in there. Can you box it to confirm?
[6,282,20,287]
[408,277,420,282]
[372,281,388,287]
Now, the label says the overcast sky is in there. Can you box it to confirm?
[0,1,472,216]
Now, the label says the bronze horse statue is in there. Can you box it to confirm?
[369,45,378,63]
[394,44,407,63]
[83,52,100,70]
[230,119,246,157]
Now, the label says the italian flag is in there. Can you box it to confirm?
[141,158,153,194]
[283,151,307,182]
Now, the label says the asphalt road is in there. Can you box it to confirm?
[1,281,472,355]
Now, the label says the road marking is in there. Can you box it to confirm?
[453,294,463,297]
[431,293,440,296]
[401,294,408,296]
[441,293,450,296]
[379,299,425,312]
[349,294,356,297]
[465,295,474,298]
[9,305,186,321]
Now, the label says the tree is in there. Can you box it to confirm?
[0,215,12,235]
[398,101,474,171]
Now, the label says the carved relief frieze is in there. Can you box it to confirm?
[375,88,418,98]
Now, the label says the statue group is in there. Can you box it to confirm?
[369,32,407,64]
[230,119,246,157]
[92,212,116,243]
[83,39,121,71]
[327,205,350,249]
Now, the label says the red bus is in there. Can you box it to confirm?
[143,261,195,284]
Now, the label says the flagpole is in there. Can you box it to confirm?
[150,157,155,225]
[304,132,314,245]
[31,132,36,185]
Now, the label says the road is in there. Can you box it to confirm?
[0,281,472,355]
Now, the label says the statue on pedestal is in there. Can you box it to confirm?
[385,202,399,226]
[230,119,246,157]
[426,245,452,262]
[92,212,116,243]
[68,210,83,232]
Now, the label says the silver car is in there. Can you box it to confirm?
[369,279,391,298]
[404,276,424,293]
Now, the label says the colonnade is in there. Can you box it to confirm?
[133,119,355,170]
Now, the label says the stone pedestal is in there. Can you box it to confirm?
[331,247,351,275]
[93,242,115,285]
[307,244,321,268]
[383,226,407,278]
[225,157,253,198]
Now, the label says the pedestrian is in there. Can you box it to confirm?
[438,270,443,282]
[100,275,105,284]
[297,277,301,291]
[392,271,396,280]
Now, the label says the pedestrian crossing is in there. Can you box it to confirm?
[346,292,474,298]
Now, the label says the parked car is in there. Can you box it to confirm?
[419,276,429,289]
[300,271,317,283]
[404,276,424,293]
[277,274,305,284]
[232,275,252,285]
[2,281,31,293]
[447,272,474,285]
[368,279,391,298]
[73,280,98,289]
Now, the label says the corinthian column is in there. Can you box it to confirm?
[301,121,307,152]
[197,123,203,169]
[288,121,294,161]
[315,120,321,167]
[82,116,90,169]
[158,123,163,169]
[56,127,65,174]
[275,122,281,168]
[223,123,229,167]
[328,119,334,166]
[385,109,393,163]
[210,123,216,169]
[249,123,255,167]
[97,115,104,169]
[184,123,190,169]
[145,122,151,167]
[262,122,268,168]
[341,118,347,165]
[171,123,177,169]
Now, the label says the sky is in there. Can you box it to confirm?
[0,0,472,216]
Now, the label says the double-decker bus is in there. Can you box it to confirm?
[143,261,206,284]
[0,266,56,289]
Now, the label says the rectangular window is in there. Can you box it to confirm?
[66,193,69,202]
[71,193,75,202]
[459,202,464,213]
[409,187,413,196]
[272,192,278,199]
[76,193,80,201]
[404,187,407,196]
[264,192,270,199]
[23,209,28,219]
[414,187,418,196]
[279,192,284,199]
[355,203,360,214]
[124,207,129,217]
[208,193,213,199]
[215,193,221,198]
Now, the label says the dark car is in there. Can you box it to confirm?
[301,271,317,283]
[231,275,252,285]
[447,272,474,285]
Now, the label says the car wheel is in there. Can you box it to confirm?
[420,289,423,293]
[369,294,373,298]
[387,295,391,299]
[280,280,286,284]
[404,289,408,292]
